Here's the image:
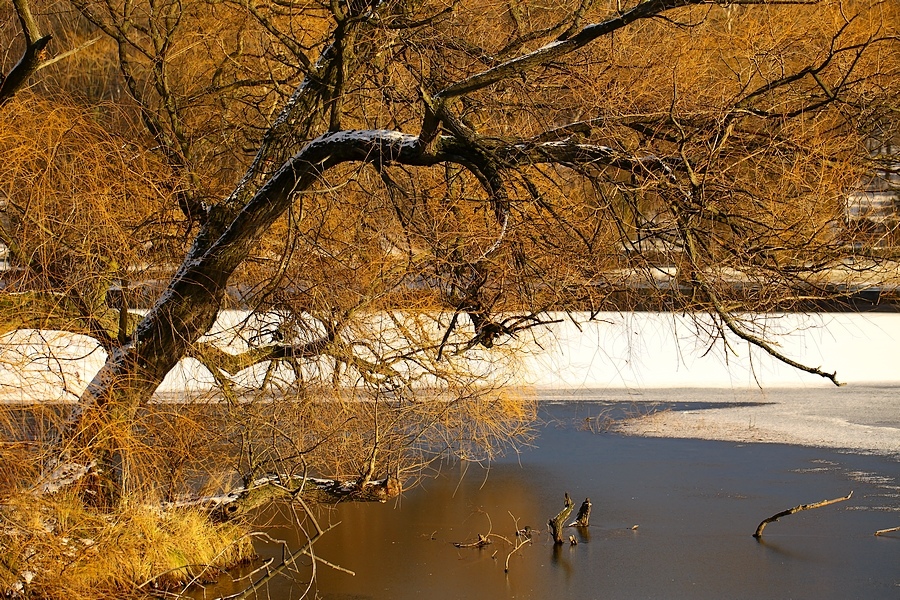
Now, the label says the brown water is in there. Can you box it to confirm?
[192,401,900,600]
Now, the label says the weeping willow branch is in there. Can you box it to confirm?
[677,207,843,386]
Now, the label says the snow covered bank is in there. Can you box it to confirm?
[607,385,900,457]
[520,312,900,389]
[3,311,898,453]
[3,312,900,403]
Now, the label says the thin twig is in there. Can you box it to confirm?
[225,522,341,600]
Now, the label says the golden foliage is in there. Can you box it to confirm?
[0,0,897,593]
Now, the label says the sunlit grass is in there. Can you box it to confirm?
[0,494,254,599]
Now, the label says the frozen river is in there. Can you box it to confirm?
[194,400,900,600]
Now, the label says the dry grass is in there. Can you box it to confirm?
[0,400,251,599]
[0,493,254,599]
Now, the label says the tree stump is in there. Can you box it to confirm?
[570,497,591,527]
[549,493,575,544]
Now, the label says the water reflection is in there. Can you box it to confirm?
[191,401,899,600]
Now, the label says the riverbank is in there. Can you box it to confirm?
[611,386,900,457]
[537,386,900,458]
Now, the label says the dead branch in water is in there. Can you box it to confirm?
[504,512,532,573]
[567,498,591,527]
[504,534,531,573]
[453,512,498,548]
[874,526,900,536]
[549,493,575,544]
[174,473,401,522]
[753,492,852,539]
[453,534,492,548]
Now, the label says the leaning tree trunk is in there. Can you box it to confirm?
[65,245,233,504]
[64,129,434,503]
[60,9,370,502]
[1,0,52,105]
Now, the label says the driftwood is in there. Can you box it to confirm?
[503,513,533,573]
[753,492,852,539]
[568,498,591,527]
[874,526,900,536]
[515,526,535,538]
[549,493,575,544]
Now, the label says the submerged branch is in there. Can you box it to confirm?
[453,534,492,548]
[504,534,531,573]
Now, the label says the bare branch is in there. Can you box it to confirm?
[435,0,702,101]
[753,492,853,539]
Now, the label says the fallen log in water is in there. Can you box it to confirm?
[753,491,852,539]
[34,458,400,522]
[874,526,900,536]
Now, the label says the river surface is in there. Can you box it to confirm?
[192,397,900,600]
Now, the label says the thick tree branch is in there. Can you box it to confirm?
[189,339,331,376]
[0,0,51,105]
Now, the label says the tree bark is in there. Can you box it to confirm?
[196,475,401,522]
[0,0,51,105]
